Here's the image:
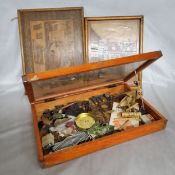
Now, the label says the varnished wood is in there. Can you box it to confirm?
[142,99,167,122]
[26,51,162,82]
[18,7,84,12]
[18,11,25,74]
[31,105,44,161]
[84,16,144,20]
[24,81,35,103]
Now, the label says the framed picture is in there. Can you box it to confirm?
[85,16,143,63]
[18,7,85,74]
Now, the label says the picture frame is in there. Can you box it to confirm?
[18,7,85,74]
[85,16,143,82]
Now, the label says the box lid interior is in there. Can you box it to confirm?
[18,7,84,74]
[28,51,162,103]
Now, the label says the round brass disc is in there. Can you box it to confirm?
[75,113,95,129]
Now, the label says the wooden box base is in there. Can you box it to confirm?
[31,84,167,168]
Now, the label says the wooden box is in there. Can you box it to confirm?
[17,8,167,167]
[23,51,167,167]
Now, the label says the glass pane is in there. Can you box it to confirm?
[87,19,141,62]
[32,60,146,100]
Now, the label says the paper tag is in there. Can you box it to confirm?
[109,102,122,126]
[114,118,139,130]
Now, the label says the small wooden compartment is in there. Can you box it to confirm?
[23,51,167,167]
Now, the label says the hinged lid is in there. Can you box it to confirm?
[18,7,85,74]
[25,51,162,103]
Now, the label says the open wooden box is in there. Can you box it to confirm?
[17,7,166,168]
[23,51,167,167]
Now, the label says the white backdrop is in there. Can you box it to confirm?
[0,0,175,175]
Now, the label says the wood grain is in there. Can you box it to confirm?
[31,105,44,161]
[26,51,162,82]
